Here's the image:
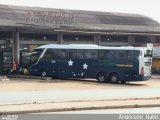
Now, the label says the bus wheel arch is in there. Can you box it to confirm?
[96,72,107,83]
[120,80,126,84]
[109,72,120,84]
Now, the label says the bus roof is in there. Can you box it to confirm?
[37,44,145,51]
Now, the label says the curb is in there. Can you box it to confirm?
[7,75,52,80]
[1,97,160,106]
[0,97,160,114]
[1,104,160,115]
[0,76,9,82]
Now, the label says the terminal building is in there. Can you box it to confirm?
[0,4,160,74]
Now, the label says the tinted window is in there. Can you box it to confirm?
[98,50,109,60]
[84,50,98,59]
[63,34,94,42]
[114,50,127,60]
[30,49,44,64]
[42,49,56,60]
[101,35,128,42]
[56,49,69,59]
[127,50,140,60]
[106,50,115,60]
[71,50,84,59]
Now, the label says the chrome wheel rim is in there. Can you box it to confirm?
[99,75,105,82]
[111,76,118,83]
[42,72,46,77]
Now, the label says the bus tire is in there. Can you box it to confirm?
[96,72,107,83]
[120,81,126,84]
[109,73,119,84]
[41,70,47,77]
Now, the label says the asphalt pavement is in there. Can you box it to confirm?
[0,75,160,114]
[0,89,160,103]
[0,88,160,114]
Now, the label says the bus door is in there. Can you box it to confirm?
[139,49,152,78]
[144,58,152,77]
[40,49,69,77]
[143,49,152,77]
[55,49,70,77]
[39,49,58,76]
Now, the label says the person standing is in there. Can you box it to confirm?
[12,60,17,74]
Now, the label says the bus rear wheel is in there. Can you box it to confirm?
[96,72,107,83]
[109,73,119,84]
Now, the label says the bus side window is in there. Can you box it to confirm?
[56,49,69,59]
[98,50,106,60]
[127,51,132,60]
[84,50,98,59]
[84,51,91,59]
[135,51,140,59]
[71,50,84,59]
[56,50,64,59]
[91,50,98,59]
[42,49,55,60]
[114,50,126,60]
[104,50,109,60]
[107,50,115,60]
[130,50,140,60]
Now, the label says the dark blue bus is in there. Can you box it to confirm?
[28,44,152,83]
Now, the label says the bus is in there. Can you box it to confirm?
[28,44,152,83]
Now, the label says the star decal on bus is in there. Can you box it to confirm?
[68,60,73,66]
[83,63,88,69]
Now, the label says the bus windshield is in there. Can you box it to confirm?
[29,49,44,65]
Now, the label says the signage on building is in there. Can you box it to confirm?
[153,47,160,58]
[25,10,77,25]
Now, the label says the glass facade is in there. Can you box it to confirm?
[63,34,94,42]
[0,32,12,40]
[0,32,12,74]
[135,36,158,43]
[0,44,12,51]
[20,33,57,41]
[20,44,39,52]
[101,35,128,42]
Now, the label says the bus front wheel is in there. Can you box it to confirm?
[96,72,107,83]
[109,73,119,84]
[41,70,47,77]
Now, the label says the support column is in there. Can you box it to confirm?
[57,33,63,44]
[13,31,20,65]
[94,34,100,45]
[128,36,135,46]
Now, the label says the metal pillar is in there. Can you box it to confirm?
[13,31,20,65]
[57,33,63,44]
[128,36,135,46]
[94,34,100,45]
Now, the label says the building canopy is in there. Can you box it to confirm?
[0,4,160,34]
